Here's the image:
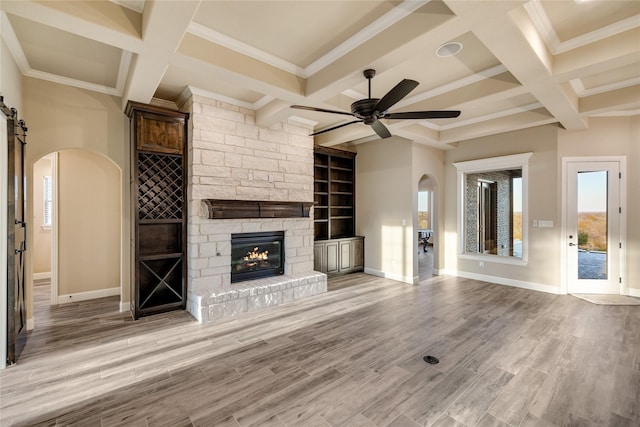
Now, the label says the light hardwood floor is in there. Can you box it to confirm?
[1,274,639,426]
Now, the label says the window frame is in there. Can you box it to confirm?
[453,152,532,266]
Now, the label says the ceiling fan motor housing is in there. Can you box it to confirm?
[351,98,381,123]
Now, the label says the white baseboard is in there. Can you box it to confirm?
[119,301,130,313]
[57,287,120,304]
[438,269,561,295]
[627,288,640,298]
[33,272,51,281]
[364,267,414,284]
[26,317,34,331]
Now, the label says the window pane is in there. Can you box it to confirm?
[577,171,607,280]
[418,191,430,230]
[464,168,522,257]
[43,176,52,226]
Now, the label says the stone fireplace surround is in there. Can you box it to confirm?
[180,89,327,323]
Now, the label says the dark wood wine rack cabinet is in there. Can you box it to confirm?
[126,102,189,319]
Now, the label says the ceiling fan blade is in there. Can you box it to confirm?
[374,79,419,113]
[310,120,363,136]
[371,120,392,139]
[385,110,461,119]
[291,105,354,117]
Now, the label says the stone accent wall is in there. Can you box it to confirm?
[180,91,320,309]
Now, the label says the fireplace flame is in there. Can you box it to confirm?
[244,247,269,262]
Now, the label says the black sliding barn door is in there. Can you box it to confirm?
[3,99,28,365]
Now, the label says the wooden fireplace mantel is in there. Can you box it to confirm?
[203,199,312,219]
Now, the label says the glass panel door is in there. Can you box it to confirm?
[567,162,620,294]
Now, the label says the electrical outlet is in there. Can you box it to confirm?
[479,261,484,269]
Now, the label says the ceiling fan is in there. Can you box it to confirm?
[291,69,460,139]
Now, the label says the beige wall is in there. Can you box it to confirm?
[24,78,130,314]
[443,119,639,295]
[412,144,445,275]
[356,137,415,283]
[444,125,560,291]
[58,149,120,296]
[557,116,640,293]
[32,156,52,276]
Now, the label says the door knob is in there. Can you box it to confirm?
[569,242,576,246]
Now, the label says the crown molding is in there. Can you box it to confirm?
[1,12,30,74]
[303,0,430,77]
[417,102,545,132]
[25,69,121,96]
[590,109,640,118]
[187,22,305,77]
[570,77,640,97]
[150,97,179,110]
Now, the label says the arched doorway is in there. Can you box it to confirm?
[32,149,121,308]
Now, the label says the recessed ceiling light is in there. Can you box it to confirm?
[436,42,463,57]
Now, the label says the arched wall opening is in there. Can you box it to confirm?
[32,149,122,306]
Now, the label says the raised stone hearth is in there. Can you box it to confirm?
[188,272,326,323]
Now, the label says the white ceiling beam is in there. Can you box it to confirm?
[120,0,201,108]
[255,99,292,128]
[444,1,587,132]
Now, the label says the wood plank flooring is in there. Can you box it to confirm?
[1,274,639,426]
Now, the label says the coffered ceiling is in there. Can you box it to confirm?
[1,0,638,149]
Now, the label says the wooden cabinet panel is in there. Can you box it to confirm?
[314,243,324,272]
[339,241,351,271]
[325,241,339,274]
[314,236,364,275]
[136,111,185,154]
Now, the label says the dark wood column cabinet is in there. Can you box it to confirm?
[313,147,364,275]
[126,102,189,319]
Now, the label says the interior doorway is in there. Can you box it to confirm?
[417,174,436,280]
[32,149,122,306]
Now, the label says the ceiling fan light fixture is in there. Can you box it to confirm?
[436,42,463,57]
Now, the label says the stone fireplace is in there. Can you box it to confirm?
[179,88,327,323]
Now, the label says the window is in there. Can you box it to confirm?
[418,191,431,230]
[43,175,52,227]
[453,153,532,264]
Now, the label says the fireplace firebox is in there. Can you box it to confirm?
[231,231,285,283]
